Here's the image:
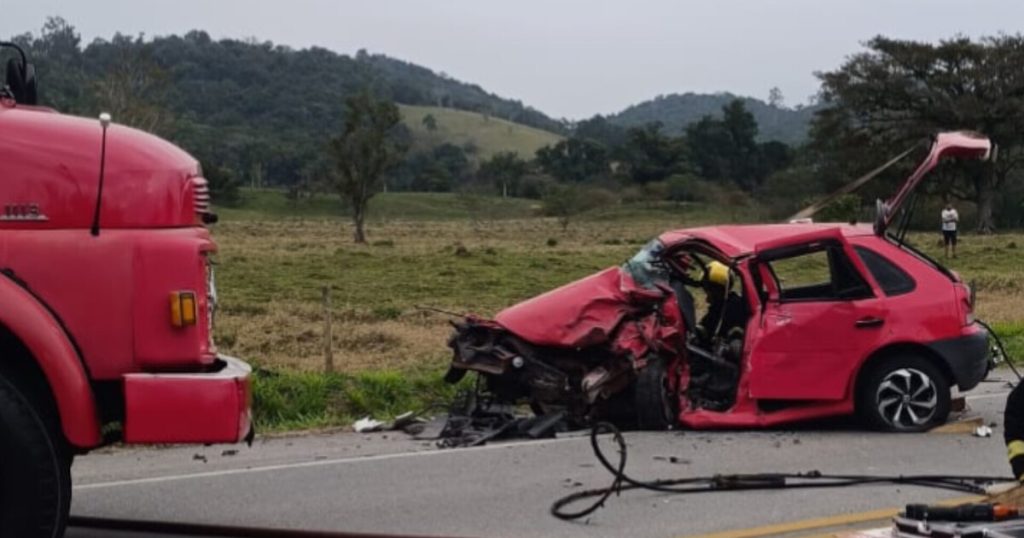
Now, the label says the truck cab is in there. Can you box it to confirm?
[0,42,251,537]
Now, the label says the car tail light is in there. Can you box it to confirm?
[955,281,975,326]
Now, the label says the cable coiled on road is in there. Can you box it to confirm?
[550,422,1015,521]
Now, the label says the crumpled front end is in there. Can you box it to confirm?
[444,258,685,424]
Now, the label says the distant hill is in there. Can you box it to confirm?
[608,92,817,145]
[7,20,566,185]
[399,105,563,161]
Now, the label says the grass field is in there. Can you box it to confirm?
[212,191,1024,430]
[398,104,564,161]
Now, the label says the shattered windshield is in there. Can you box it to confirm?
[623,239,669,289]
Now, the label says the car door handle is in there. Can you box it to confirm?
[855,317,885,328]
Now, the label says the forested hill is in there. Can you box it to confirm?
[608,92,817,144]
[5,19,564,184]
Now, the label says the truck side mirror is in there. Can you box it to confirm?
[5,57,37,105]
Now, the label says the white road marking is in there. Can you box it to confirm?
[75,392,1012,492]
[74,435,585,491]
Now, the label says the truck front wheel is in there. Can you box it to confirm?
[0,374,71,537]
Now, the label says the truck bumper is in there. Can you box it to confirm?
[122,355,252,444]
[927,324,990,392]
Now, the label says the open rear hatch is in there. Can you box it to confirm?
[874,131,992,236]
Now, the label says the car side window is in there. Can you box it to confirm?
[854,246,916,296]
[764,242,873,302]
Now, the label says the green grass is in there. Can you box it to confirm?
[219,189,540,221]
[399,104,563,160]
[209,191,1024,431]
[252,367,469,431]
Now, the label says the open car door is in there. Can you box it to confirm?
[874,131,991,235]
[746,227,887,401]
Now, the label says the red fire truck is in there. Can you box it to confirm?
[0,43,252,537]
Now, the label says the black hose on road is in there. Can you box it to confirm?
[978,318,1022,382]
[550,422,1015,521]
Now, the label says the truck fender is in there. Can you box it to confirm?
[0,276,102,448]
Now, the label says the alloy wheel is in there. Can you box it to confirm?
[875,368,938,429]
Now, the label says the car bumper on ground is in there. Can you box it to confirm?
[928,324,990,391]
[122,355,252,444]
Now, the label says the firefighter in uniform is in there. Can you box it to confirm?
[1005,381,1024,480]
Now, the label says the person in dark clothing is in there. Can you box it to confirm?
[1004,381,1024,480]
[698,261,750,340]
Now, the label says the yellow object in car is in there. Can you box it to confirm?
[706,261,730,287]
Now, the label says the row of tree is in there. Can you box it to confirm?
[9,18,1024,236]
[329,33,1024,239]
[3,17,563,199]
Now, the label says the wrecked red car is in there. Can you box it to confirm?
[446,132,992,432]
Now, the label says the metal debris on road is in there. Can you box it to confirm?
[353,417,385,433]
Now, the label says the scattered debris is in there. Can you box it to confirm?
[192,453,207,463]
[425,385,570,448]
[390,411,424,431]
[353,417,385,433]
[221,449,238,457]
[653,456,691,465]
[410,417,446,440]
[952,396,967,413]
[975,425,994,437]
[930,416,984,434]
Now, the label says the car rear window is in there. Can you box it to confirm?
[764,241,873,302]
[854,246,916,296]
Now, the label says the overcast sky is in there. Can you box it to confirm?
[2,0,1023,119]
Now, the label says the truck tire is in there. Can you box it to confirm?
[857,354,951,433]
[635,357,678,430]
[0,374,71,538]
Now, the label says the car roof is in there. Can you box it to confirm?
[658,223,876,258]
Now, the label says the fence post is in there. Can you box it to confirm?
[322,286,334,373]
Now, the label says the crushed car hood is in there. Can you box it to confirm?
[495,267,663,348]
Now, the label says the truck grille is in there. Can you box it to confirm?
[192,176,212,216]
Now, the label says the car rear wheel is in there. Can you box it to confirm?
[858,355,950,432]
[635,357,678,430]
[0,374,71,538]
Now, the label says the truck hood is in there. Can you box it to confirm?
[0,102,202,229]
[494,267,664,348]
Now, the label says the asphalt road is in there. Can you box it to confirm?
[67,370,1018,538]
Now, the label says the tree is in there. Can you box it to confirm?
[421,113,437,131]
[478,151,529,197]
[618,122,688,183]
[814,35,1024,232]
[202,162,242,206]
[90,34,169,134]
[542,184,615,230]
[768,87,785,108]
[685,99,762,189]
[535,138,610,183]
[328,91,407,243]
[31,17,86,110]
[574,114,628,148]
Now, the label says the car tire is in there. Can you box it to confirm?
[858,354,951,433]
[0,374,71,538]
[635,357,678,430]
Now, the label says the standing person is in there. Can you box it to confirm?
[941,202,959,258]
